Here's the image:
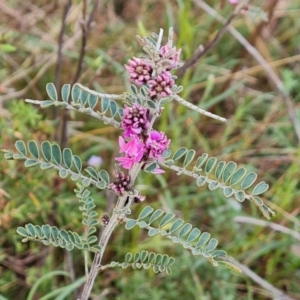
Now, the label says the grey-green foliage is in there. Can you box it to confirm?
[124,206,241,273]
[3,140,109,190]
[16,223,100,253]
[35,83,122,128]
[109,251,175,275]
[75,184,99,247]
[162,148,274,219]
[16,185,100,252]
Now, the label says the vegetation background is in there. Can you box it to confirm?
[0,0,300,299]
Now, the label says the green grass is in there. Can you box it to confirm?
[1,0,300,299]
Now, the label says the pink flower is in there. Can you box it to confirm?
[159,44,181,70]
[228,0,238,4]
[148,71,175,100]
[125,57,153,86]
[145,130,170,160]
[121,104,150,138]
[115,136,145,169]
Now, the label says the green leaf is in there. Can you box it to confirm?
[168,219,184,233]
[222,161,237,182]
[83,178,92,187]
[138,206,154,220]
[72,155,82,172]
[61,84,71,102]
[141,250,148,262]
[41,100,55,108]
[15,140,27,156]
[172,147,188,161]
[51,226,59,240]
[80,90,89,106]
[59,229,70,242]
[125,253,133,262]
[252,181,269,195]
[87,236,98,244]
[148,228,160,236]
[196,232,211,248]
[208,181,219,191]
[183,149,196,167]
[166,267,172,275]
[13,153,25,160]
[101,97,110,113]
[109,100,118,117]
[87,227,97,236]
[162,148,172,158]
[16,227,29,237]
[87,219,98,227]
[148,252,156,263]
[25,159,39,168]
[98,170,110,184]
[155,253,162,265]
[187,228,201,243]
[28,140,39,159]
[178,223,192,238]
[234,190,245,202]
[223,187,234,197]
[88,94,98,109]
[59,169,68,178]
[34,225,43,238]
[72,84,81,103]
[46,83,58,101]
[195,153,208,168]
[85,166,98,179]
[196,176,207,187]
[52,144,62,165]
[125,219,137,230]
[205,157,217,174]
[212,250,227,258]
[251,196,263,206]
[241,172,257,190]
[215,161,225,179]
[159,212,175,228]
[133,252,140,262]
[63,148,73,169]
[0,43,16,52]
[42,224,51,240]
[144,161,158,173]
[205,238,218,252]
[149,209,164,224]
[167,257,175,267]
[41,141,52,162]
[230,168,246,185]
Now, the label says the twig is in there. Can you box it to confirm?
[54,0,72,125]
[60,0,100,148]
[177,13,237,77]
[225,256,295,300]
[234,216,300,241]
[172,94,227,122]
[192,0,300,144]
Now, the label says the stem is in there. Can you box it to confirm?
[79,113,159,299]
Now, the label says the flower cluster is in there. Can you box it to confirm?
[109,171,131,195]
[121,104,150,138]
[111,37,176,195]
[125,41,181,101]
[125,57,152,86]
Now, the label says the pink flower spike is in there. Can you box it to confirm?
[121,104,150,138]
[115,136,145,169]
[145,130,170,160]
[125,57,153,86]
